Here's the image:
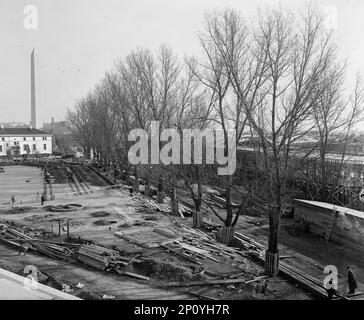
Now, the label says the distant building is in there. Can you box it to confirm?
[0,127,52,157]
[0,122,29,128]
[42,120,70,134]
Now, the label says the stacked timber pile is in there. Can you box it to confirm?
[143,198,193,217]
[158,223,250,266]
[76,244,120,270]
[144,199,171,213]
[0,224,76,260]
[114,221,249,266]
[0,223,150,281]
[209,194,240,209]
[234,232,265,257]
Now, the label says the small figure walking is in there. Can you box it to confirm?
[347,266,358,295]
[41,193,45,206]
[11,195,15,207]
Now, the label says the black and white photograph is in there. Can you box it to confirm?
[1,0,364,308]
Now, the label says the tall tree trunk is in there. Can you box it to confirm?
[265,160,281,276]
[144,171,150,197]
[157,177,164,203]
[192,166,203,228]
[319,148,329,202]
[171,166,179,216]
[218,175,235,245]
[134,166,139,192]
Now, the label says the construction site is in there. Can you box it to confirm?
[2,0,364,305]
[0,160,363,300]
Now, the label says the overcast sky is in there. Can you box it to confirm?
[0,0,363,126]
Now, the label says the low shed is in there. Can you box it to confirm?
[293,199,364,250]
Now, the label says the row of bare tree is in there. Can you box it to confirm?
[67,5,363,275]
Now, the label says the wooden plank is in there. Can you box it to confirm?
[162,277,262,288]
[114,269,150,281]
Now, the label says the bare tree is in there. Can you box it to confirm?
[311,71,364,204]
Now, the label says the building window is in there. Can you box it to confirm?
[14,142,17,146]
[1,137,4,141]
[23,145,28,151]
[33,137,35,141]
[43,144,46,150]
[45,136,47,140]
[0,146,2,152]
[23,137,26,141]
[33,144,36,151]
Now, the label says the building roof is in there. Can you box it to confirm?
[0,268,80,300]
[293,199,364,220]
[0,127,50,135]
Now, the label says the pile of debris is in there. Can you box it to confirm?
[143,198,193,217]
[0,223,150,282]
[0,224,76,260]
[143,199,171,214]
[233,232,265,257]
[76,244,119,270]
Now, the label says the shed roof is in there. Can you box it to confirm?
[294,199,364,219]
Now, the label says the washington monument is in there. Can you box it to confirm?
[30,48,36,128]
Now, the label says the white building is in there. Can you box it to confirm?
[0,127,52,157]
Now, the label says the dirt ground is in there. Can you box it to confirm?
[203,202,364,297]
[0,166,44,205]
[0,186,313,300]
[3,164,361,300]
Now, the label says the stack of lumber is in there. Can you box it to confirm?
[204,186,220,196]
[0,224,75,260]
[76,244,119,270]
[143,198,193,218]
[144,199,171,213]
[153,227,179,239]
[234,232,265,257]
[161,275,269,288]
[203,186,240,209]
[177,224,212,240]
[160,223,248,265]
[114,227,180,248]
[0,224,151,282]
[210,194,240,209]
[178,204,193,217]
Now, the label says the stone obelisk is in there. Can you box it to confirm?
[30,48,36,128]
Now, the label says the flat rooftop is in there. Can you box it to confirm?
[0,268,80,300]
[294,199,364,220]
[0,127,50,135]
